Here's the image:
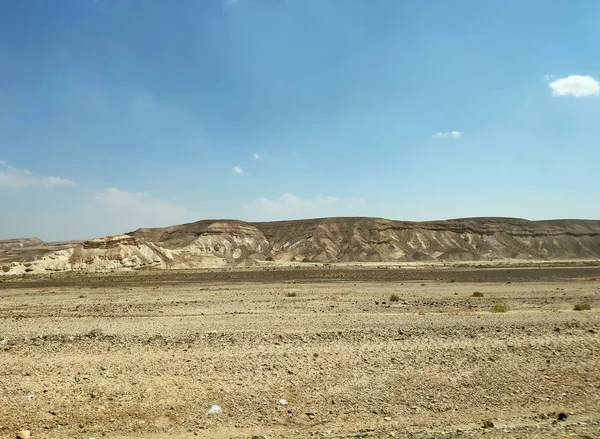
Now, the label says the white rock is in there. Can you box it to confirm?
[208,404,222,415]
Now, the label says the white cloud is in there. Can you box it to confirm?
[433,130,462,138]
[548,75,600,97]
[92,187,199,231]
[242,193,367,221]
[253,153,262,160]
[233,165,244,174]
[0,162,74,188]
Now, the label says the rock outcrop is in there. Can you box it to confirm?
[2,217,600,274]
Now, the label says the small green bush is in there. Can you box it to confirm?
[472,291,484,297]
[573,303,591,311]
[389,294,400,302]
[492,303,508,313]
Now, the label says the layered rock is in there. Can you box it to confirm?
[2,217,600,274]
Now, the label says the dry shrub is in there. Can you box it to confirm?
[492,303,508,313]
[573,303,591,311]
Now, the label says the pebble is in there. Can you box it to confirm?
[17,431,31,439]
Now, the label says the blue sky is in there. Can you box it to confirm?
[1,0,599,240]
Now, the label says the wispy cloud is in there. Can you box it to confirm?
[543,74,555,83]
[433,130,462,138]
[548,75,600,97]
[232,165,244,174]
[92,187,199,230]
[224,0,239,6]
[242,193,367,221]
[253,153,262,160]
[0,162,74,188]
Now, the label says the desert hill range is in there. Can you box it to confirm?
[1,216,600,275]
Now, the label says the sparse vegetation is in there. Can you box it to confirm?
[492,303,508,313]
[389,294,400,302]
[472,291,484,297]
[573,303,591,311]
[286,292,297,298]
[86,328,104,338]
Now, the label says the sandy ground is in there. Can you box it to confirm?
[1,267,599,438]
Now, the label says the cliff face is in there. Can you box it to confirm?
[2,217,600,274]
[249,217,600,262]
[128,217,600,264]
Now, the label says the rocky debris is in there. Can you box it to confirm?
[83,235,142,250]
[16,430,31,439]
[482,419,495,428]
[1,273,599,438]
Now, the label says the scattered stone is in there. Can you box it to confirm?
[558,412,568,421]
[16,431,31,439]
[482,420,495,428]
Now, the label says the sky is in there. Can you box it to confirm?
[1,0,600,241]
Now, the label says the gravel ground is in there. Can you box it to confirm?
[1,267,599,438]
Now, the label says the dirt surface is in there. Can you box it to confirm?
[1,266,599,438]
[3,264,600,289]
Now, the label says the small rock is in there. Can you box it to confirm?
[384,416,392,421]
[208,405,222,415]
[16,431,31,439]
[558,412,568,421]
[482,420,494,428]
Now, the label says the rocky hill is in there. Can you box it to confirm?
[2,217,600,275]
[0,238,45,251]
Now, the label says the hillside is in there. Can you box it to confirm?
[2,217,600,275]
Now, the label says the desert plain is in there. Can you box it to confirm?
[1,264,599,439]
